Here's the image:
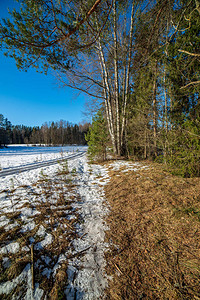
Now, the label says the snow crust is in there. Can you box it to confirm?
[0,264,44,299]
[65,157,110,299]
[109,160,148,172]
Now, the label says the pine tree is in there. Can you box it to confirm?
[0,114,12,146]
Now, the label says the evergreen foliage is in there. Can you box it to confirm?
[0,114,12,147]
[85,111,108,161]
[164,120,200,177]
[127,0,200,177]
[0,0,104,73]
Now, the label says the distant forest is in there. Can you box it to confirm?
[0,114,90,146]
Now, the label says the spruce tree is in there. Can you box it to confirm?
[85,111,108,161]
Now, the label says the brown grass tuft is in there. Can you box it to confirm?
[50,263,68,300]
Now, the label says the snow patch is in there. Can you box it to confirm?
[21,221,36,233]
[35,234,53,250]
[109,160,148,172]
[0,216,10,227]
[0,242,20,254]
[5,222,19,231]
[36,225,46,237]
[0,147,113,299]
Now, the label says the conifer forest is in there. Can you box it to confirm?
[0,114,89,146]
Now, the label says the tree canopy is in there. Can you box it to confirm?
[0,0,106,72]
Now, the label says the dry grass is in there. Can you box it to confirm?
[0,164,82,299]
[104,161,200,299]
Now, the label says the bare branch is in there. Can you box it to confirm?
[178,49,200,57]
[180,81,200,89]
[63,82,104,99]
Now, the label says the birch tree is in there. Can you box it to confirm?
[56,0,140,155]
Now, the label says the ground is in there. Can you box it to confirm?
[0,146,200,299]
[103,160,200,299]
[0,145,109,299]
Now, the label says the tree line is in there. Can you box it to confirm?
[0,0,199,176]
[0,114,89,146]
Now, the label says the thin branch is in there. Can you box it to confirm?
[76,0,113,50]
[58,78,105,99]
[182,128,200,138]
[180,81,200,89]
[69,71,104,89]
[145,0,167,56]
[178,49,200,57]
[50,0,67,37]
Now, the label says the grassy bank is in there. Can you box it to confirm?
[104,161,200,299]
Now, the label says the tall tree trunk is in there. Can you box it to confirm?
[97,37,117,154]
[152,60,158,157]
[121,0,135,151]
[144,125,147,159]
[113,0,120,155]
[163,66,168,160]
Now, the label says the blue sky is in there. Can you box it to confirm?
[0,0,87,127]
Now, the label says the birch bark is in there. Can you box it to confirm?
[153,61,158,157]
[113,0,120,155]
[121,1,135,149]
[97,37,117,154]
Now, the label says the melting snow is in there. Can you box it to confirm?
[0,216,10,227]
[35,234,53,250]
[109,160,148,172]
[0,242,20,254]
[36,225,46,237]
[21,220,36,233]
[0,145,147,299]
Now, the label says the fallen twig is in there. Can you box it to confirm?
[31,244,34,290]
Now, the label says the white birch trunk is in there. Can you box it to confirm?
[121,0,135,147]
[113,0,120,155]
[97,38,117,154]
[153,61,158,157]
[164,68,168,134]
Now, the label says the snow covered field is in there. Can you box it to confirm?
[0,145,87,169]
[0,145,87,190]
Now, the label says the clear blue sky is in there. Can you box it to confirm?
[0,0,87,127]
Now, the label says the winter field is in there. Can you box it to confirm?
[0,145,88,170]
[0,145,150,299]
[0,145,111,299]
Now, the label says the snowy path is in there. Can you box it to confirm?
[65,157,110,299]
[0,151,86,178]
